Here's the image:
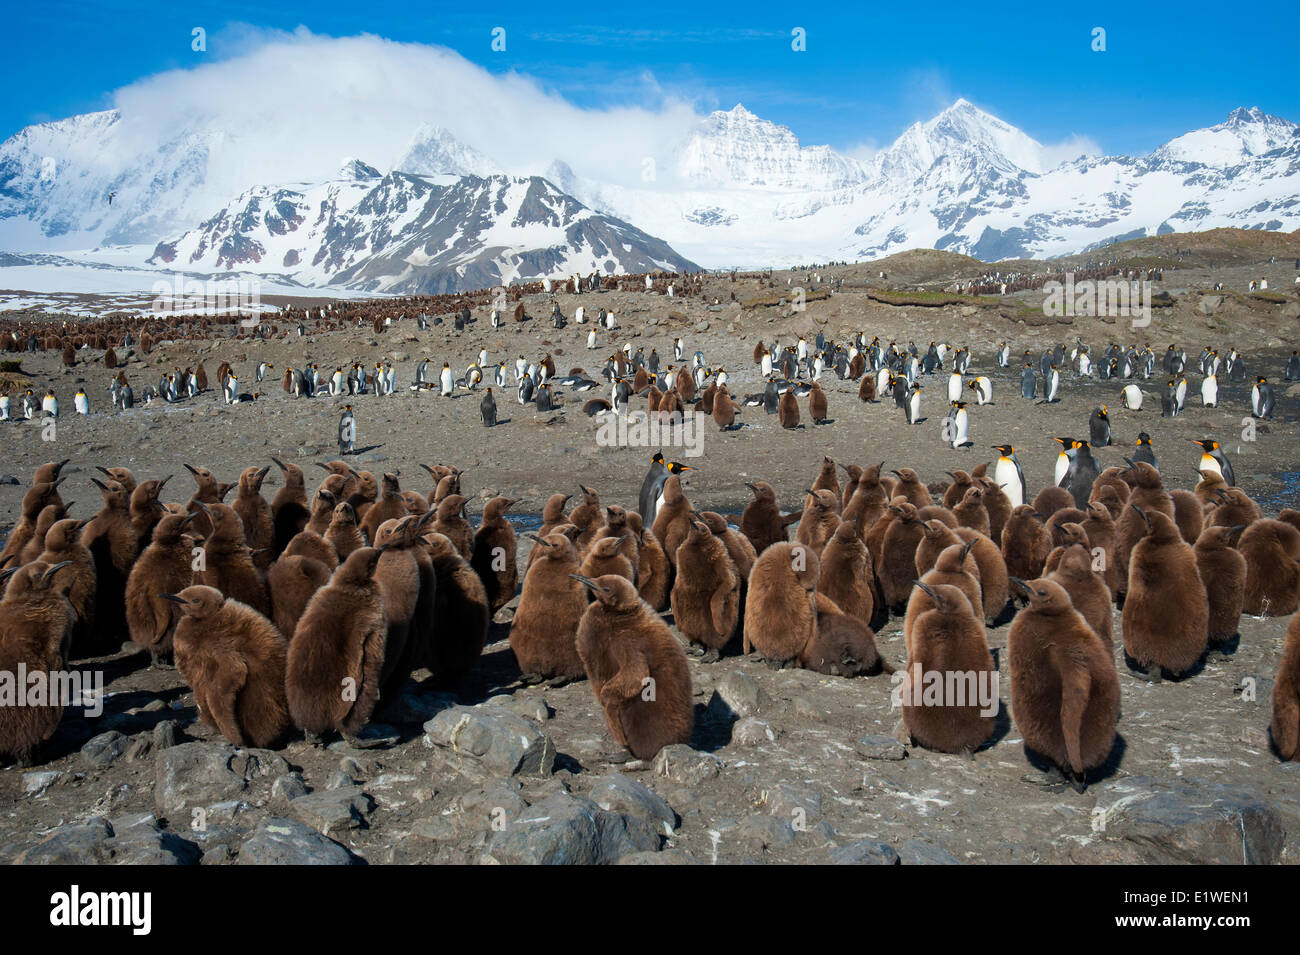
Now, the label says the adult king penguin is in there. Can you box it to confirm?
[992,444,1026,508]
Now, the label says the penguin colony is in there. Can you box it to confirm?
[4,423,1300,786]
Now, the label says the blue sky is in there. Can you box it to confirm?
[4,0,1297,154]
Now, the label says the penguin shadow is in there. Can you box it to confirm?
[344,444,384,456]
[1022,733,1127,792]
[976,700,1013,752]
[1121,650,1207,683]
[487,418,513,427]
[812,418,835,426]
[39,682,192,764]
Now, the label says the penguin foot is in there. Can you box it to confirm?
[519,672,546,686]
[762,657,787,671]
[544,674,579,689]
[698,648,720,664]
[304,730,327,747]
[149,652,175,671]
[1146,665,1163,684]
[599,745,634,764]
[1066,770,1088,794]
[891,718,912,746]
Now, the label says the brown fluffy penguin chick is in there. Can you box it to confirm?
[0,561,75,765]
[286,547,387,741]
[1031,485,1074,520]
[1194,524,1247,647]
[0,480,59,569]
[629,513,670,612]
[284,529,338,570]
[170,585,290,749]
[796,488,841,555]
[808,381,829,424]
[128,474,172,546]
[194,502,270,618]
[597,505,641,573]
[1123,506,1208,678]
[183,463,226,537]
[304,485,340,537]
[890,468,931,508]
[670,520,740,659]
[31,458,71,487]
[740,480,789,554]
[401,490,429,517]
[905,539,983,658]
[843,463,889,538]
[952,486,991,538]
[568,484,606,552]
[1170,489,1203,545]
[700,511,756,584]
[1001,505,1051,582]
[80,477,137,647]
[1271,610,1300,760]
[1008,577,1120,791]
[917,504,958,527]
[267,551,331,655]
[36,518,96,656]
[801,591,891,677]
[537,493,573,537]
[232,465,274,569]
[712,386,740,430]
[976,476,1012,545]
[471,496,519,613]
[418,530,488,687]
[941,470,974,509]
[19,502,67,565]
[432,493,473,560]
[360,473,407,544]
[915,519,964,579]
[1089,467,1130,507]
[1082,501,1119,597]
[510,532,588,683]
[1193,469,1228,509]
[580,534,636,586]
[371,519,422,698]
[1046,538,1114,653]
[1207,487,1262,530]
[1045,507,1088,547]
[810,456,841,505]
[125,511,197,664]
[325,501,367,560]
[838,462,863,509]
[1113,460,1174,601]
[574,574,693,760]
[1239,518,1300,617]
[858,375,876,402]
[743,542,819,665]
[651,474,693,570]
[270,457,309,553]
[900,581,995,755]
[345,470,379,522]
[951,527,1009,625]
[879,502,927,612]
[1092,483,1126,522]
[94,465,136,498]
[778,388,800,429]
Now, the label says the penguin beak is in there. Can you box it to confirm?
[95,466,112,476]
[194,501,212,516]
[159,593,191,604]
[1130,504,1149,525]
[1007,576,1030,596]
[184,463,199,475]
[1122,457,1136,471]
[315,462,332,472]
[1228,524,1247,544]
[525,534,550,547]
[0,567,17,584]
[41,560,73,580]
[271,458,287,471]
[155,475,172,492]
[568,574,599,593]
[90,477,108,491]
[744,482,758,495]
[914,580,938,602]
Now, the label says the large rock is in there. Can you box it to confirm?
[288,787,375,836]
[711,671,773,718]
[424,705,556,776]
[1093,776,1285,864]
[14,819,200,865]
[589,773,677,836]
[653,744,721,785]
[238,818,360,865]
[154,742,289,818]
[481,793,660,865]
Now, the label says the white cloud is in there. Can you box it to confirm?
[1038,134,1103,169]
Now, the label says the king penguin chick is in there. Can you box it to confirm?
[573,573,693,760]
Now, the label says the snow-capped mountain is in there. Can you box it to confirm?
[2,95,1299,287]
[674,104,868,190]
[148,171,698,294]
[391,124,501,179]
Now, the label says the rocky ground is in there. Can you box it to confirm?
[1,256,1299,864]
